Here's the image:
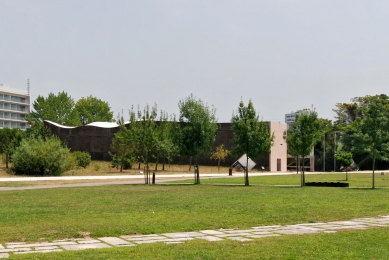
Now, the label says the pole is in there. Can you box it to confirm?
[334,132,337,172]
[323,134,326,172]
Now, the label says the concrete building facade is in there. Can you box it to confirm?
[0,84,30,130]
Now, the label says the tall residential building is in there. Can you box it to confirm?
[0,84,30,130]
[284,108,311,129]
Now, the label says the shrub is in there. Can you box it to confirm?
[11,137,71,176]
[73,151,91,168]
[111,153,133,171]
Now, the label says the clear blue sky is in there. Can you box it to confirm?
[1,0,389,122]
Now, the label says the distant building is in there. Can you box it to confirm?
[284,108,311,129]
[44,120,288,172]
[0,84,30,130]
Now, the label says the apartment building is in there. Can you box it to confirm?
[0,84,30,130]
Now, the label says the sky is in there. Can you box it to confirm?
[1,0,389,123]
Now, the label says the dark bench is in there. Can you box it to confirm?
[305,182,349,187]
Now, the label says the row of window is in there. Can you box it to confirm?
[0,102,27,112]
[0,94,28,103]
[0,121,27,129]
[0,112,26,121]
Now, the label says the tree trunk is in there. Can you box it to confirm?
[218,159,220,171]
[162,157,165,171]
[5,153,9,169]
[372,157,376,189]
[189,156,192,171]
[245,156,249,186]
[301,156,305,187]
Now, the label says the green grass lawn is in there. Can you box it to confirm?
[1,174,389,259]
[171,172,389,188]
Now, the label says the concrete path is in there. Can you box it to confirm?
[1,215,388,258]
[0,172,298,191]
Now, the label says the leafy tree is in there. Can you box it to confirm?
[335,150,353,181]
[231,100,274,186]
[176,94,218,184]
[152,111,178,171]
[0,128,25,168]
[27,91,81,126]
[347,95,389,189]
[25,121,52,140]
[284,109,321,187]
[109,123,134,172]
[210,144,229,171]
[11,136,72,176]
[75,95,114,125]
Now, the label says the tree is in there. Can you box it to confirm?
[348,95,389,189]
[176,94,218,184]
[75,95,114,125]
[109,124,134,172]
[231,100,274,186]
[284,109,321,187]
[27,91,80,126]
[335,150,353,181]
[0,128,25,168]
[210,144,229,171]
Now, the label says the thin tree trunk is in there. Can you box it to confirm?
[245,156,249,186]
[218,159,220,171]
[372,157,376,189]
[5,153,9,169]
[162,157,165,171]
[189,156,192,171]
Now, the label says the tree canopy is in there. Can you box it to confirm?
[75,95,114,125]
[231,100,274,186]
[28,91,80,126]
[284,109,321,186]
[176,94,218,184]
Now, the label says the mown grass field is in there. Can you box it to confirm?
[1,160,389,259]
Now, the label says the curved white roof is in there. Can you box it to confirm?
[44,120,128,129]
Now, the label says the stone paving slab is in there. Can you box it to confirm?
[34,246,60,251]
[162,232,206,238]
[15,249,63,254]
[200,230,225,235]
[0,248,32,253]
[99,237,134,246]
[199,236,224,242]
[248,234,281,238]
[61,243,111,251]
[6,241,76,248]
[0,253,9,259]
[226,237,253,242]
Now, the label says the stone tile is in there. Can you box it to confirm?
[248,234,281,238]
[34,246,60,251]
[15,249,63,254]
[226,237,252,242]
[216,233,253,237]
[162,232,206,238]
[224,229,256,234]
[6,242,76,249]
[295,223,326,226]
[252,225,282,230]
[0,248,32,253]
[200,230,226,235]
[164,241,184,244]
[0,245,3,250]
[121,234,165,240]
[98,237,134,246]
[76,239,102,244]
[199,236,224,242]
[5,242,26,246]
[275,229,321,235]
[0,253,9,259]
[61,243,111,251]
[122,235,167,242]
[250,231,276,235]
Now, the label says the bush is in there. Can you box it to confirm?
[111,153,133,171]
[11,137,71,176]
[73,151,91,168]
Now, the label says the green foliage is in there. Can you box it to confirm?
[231,99,274,185]
[335,150,353,168]
[284,109,321,186]
[11,136,71,176]
[75,95,114,125]
[27,91,81,126]
[73,151,92,168]
[346,94,389,188]
[0,128,25,168]
[25,121,52,140]
[210,144,230,171]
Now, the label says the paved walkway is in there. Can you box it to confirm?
[1,215,389,258]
